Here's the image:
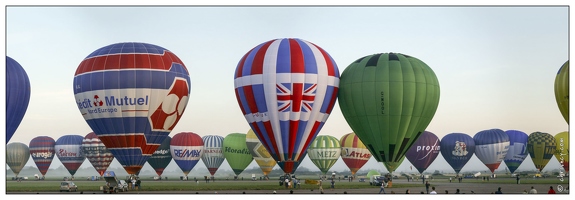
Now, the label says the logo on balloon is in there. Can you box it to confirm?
[452,141,468,156]
[58,149,78,157]
[343,148,371,159]
[32,152,53,159]
[149,78,189,130]
[93,95,104,107]
[173,149,202,158]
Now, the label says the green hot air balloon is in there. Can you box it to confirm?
[554,60,569,124]
[6,142,30,178]
[223,133,254,176]
[527,131,557,172]
[307,135,341,175]
[338,53,440,174]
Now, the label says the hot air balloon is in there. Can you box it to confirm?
[147,136,172,178]
[503,130,529,174]
[82,132,114,176]
[55,135,86,178]
[554,131,569,173]
[527,131,557,172]
[73,42,191,175]
[233,38,340,174]
[170,132,204,178]
[440,133,475,175]
[223,133,253,176]
[29,136,56,179]
[554,60,569,124]
[246,129,276,177]
[201,135,225,177]
[338,53,440,174]
[340,132,372,176]
[405,131,440,174]
[307,135,341,175]
[473,129,510,174]
[6,56,31,144]
[6,142,30,178]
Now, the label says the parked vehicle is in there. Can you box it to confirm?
[100,171,127,193]
[60,181,78,192]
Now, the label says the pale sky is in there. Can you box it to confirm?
[2,2,572,191]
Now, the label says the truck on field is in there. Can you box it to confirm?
[100,171,128,193]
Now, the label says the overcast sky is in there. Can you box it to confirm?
[2,3,572,191]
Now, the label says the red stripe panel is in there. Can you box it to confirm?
[315,44,336,76]
[325,87,338,114]
[262,121,280,160]
[74,50,180,75]
[242,86,260,114]
[235,53,249,78]
[251,40,274,75]
[288,120,299,159]
[302,121,321,157]
[99,135,158,155]
[234,88,247,115]
[289,39,304,73]
[291,83,303,112]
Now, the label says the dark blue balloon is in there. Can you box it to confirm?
[504,130,529,174]
[440,133,475,174]
[6,56,31,144]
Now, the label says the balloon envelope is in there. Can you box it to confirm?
[554,60,569,124]
[340,132,372,176]
[6,56,31,144]
[233,38,340,173]
[503,130,529,174]
[338,53,440,173]
[6,142,30,177]
[223,133,253,176]
[440,133,475,174]
[554,131,569,172]
[82,132,114,176]
[170,132,203,176]
[55,135,85,176]
[29,136,56,177]
[73,42,191,174]
[307,135,341,175]
[201,135,225,176]
[527,131,557,172]
[473,129,510,173]
[246,129,276,176]
[147,136,172,177]
[405,131,440,174]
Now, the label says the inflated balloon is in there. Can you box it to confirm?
[405,131,440,174]
[527,131,557,172]
[503,130,529,174]
[246,129,276,176]
[554,131,569,172]
[338,53,440,173]
[82,132,114,176]
[73,42,191,174]
[55,135,86,177]
[6,142,30,177]
[307,135,341,175]
[473,129,510,173]
[29,136,56,178]
[170,132,204,177]
[223,133,253,176]
[554,60,569,124]
[234,38,340,174]
[6,56,31,144]
[440,133,475,175]
[147,136,172,177]
[201,135,225,176]
[340,132,372,176]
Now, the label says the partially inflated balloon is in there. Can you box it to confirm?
[338,53,440,173]
[307,135,341,175]
[554,131,569,172]
[405,131,440,174]
[73,42,191,174]
[554,60,569,124]
[473,129,509,173]
[6,56,31,144]
[527,131,557,172]
[29,136,55,177]
[223,133,253,176]
[6,142,30,177]
[246,129,276,176]
[340,132,372,176]
[82,132,114,176]
[440,133,475,175]
[201,135,225,176]
[147,136,172,177]
[55,135,85,177]
[234,38,339,174]
[503,130,529,174]
[170,132,203,176]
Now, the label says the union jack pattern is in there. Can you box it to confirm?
[276,83,316,112]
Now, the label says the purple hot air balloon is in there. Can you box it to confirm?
[29,136,56,178]
[405,131,440,174]
[55,135,86,178]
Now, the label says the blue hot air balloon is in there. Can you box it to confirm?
[503,130,529,174]
[6,56,31,144]
[440,133,475,175]
[473,129,510,174]
[55,135,86,178]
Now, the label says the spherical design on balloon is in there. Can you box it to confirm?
[6,56,31,144]
[527,131,557,172]
[503,130,529,174]
[338,52,440,173]
[554,60,569,124]
[440,133,475,175]
[170,132,204,176]
[340,132,372,176]
[233,38,340,174]
[73,42,191,174]
[473,129,510,174]
[405,131,440,174]
[554,131,569,173]
[6,142,30,177]
[29,136,56,177]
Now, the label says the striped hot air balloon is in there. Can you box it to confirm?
[7,142,30,178]
[170,132,204,177]
[246,129,276,176]
[201,135,225,176]
[473,129,510,174]
[29,136,56,178]
[340,132,372,176]
[82,132,114,176]
[527,131,557,172]
[307,135,341,175]
[55,135,86,178]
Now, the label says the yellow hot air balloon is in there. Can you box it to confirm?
[554,60,569,124]
[554,131,569,173]
[527,132,557,172]
[340,132,372,176]
[246,129,277,177]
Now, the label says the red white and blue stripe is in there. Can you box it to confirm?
[29,136,56,176]
[55,135,86,176]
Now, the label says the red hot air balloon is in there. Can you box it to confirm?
[82,132,114,176]
[340,132,372,176]
[29,136,56,179]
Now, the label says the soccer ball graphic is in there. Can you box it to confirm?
[150,78,189,130]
